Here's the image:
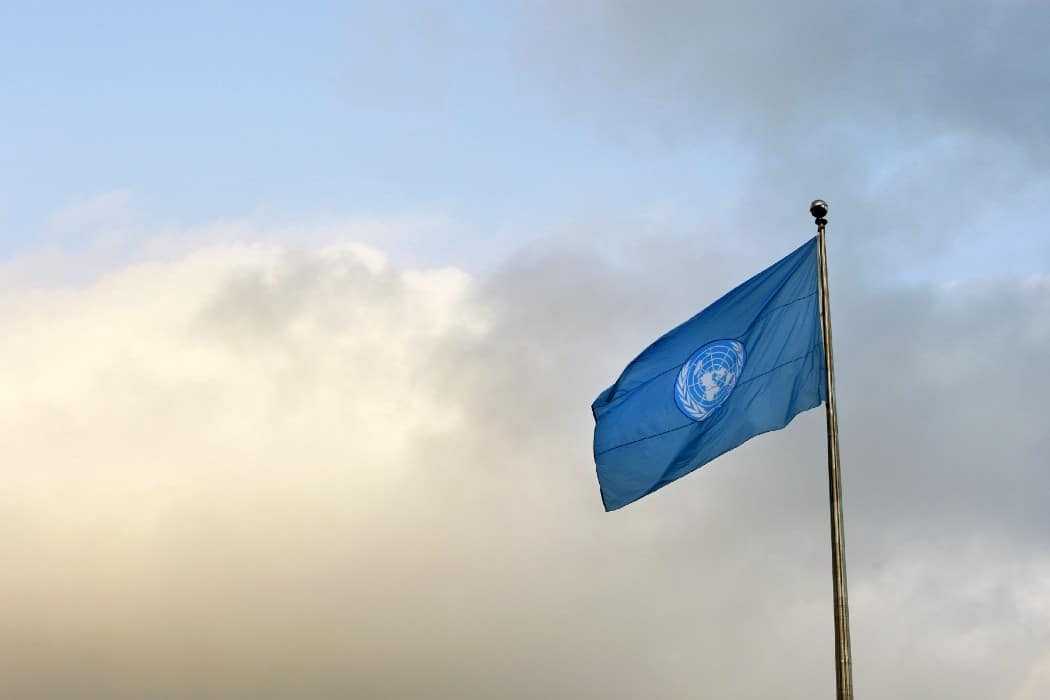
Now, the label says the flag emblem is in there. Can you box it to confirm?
[674,339,746,421]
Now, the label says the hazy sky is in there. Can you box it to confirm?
[3,2,1049,698]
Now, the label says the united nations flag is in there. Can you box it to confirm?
[592,238,826,511]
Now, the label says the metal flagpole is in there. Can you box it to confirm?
[811,199,853,699]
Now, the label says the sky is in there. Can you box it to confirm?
[2,2,1049,698]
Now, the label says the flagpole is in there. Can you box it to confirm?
[811,199,853,699]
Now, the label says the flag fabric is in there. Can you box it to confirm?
[592,237,826,511]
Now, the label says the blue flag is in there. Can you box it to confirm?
[592,238,826,511]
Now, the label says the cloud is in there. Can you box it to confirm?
[46,190,136,237]
[322,1,1050,282]
[0,236,487,698]
[506,1,1050,282]
[1,219,1047,698]
[523,1,1050,149]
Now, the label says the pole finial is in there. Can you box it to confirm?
[810,199,829,226]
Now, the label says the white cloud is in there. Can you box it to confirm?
[1,218,1048,698]
[0,234,493,697]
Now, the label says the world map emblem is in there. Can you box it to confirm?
[674,339,746,422]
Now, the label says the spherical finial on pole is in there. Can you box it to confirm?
[810,199,829,226]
